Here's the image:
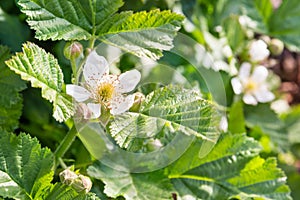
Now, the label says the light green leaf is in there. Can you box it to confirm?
[223,15,246,54]
[88,162,174,200]
[42,183,101,200]
[269,0,300,51]
[97,9,184,60]
[0,45,26,131]
[169,134,291,200]
[281,105,300,144]
[5,42,75,122]
[244,104,289,151]
[228,101,246,134]
[108,85,221,154]
[0,131,53,199]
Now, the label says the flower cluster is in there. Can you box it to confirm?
[231,39,275,105]
[66,51,141,119]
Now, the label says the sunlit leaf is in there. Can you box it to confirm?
[108,85,221,153]
[5,42,75,122]
[97,9,184,60]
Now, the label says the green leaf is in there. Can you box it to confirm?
[169,133,291,200]
[97,9,184,60]
[88,162,174,200]
[108,85,221,154]
[244,104,289,151]
[240,0,273,33]
[228,101,246,134]
[223,15,246,54]
[0,45,26,131]
[42,183,101,200]
[0,7,30,51]
[17,0,92,40]
[268,0,300,51]
[281,105,300,144]
[5,42,75,122]
[0,130,53,199]
[17,0,124,41]
[17,1,183,59]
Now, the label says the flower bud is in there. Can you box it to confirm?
[269,38,284,56]
[64,41,83,60]
[129,92,145,112]
[71,174,93,193]
[59,168,78,185]
[248,39,270,62]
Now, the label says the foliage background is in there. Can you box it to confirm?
[0,0,300,199]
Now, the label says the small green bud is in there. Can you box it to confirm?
[71,174,93,193]
[269,38,284,56]
[129,92,145,112]
[59,168,78,185]
[64,41,83,59]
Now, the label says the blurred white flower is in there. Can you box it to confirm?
[249,40,270,62]
[231,62,275,105]
[271,99,290,114]
[66,51,141,118]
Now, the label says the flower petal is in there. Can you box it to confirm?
[66,84,91,102]
[251,65,268,83]
[83,51,109,87]
[117,69,141,93]
[110,95,135,115]
[254,87,275,103]
[239,62,251,80]
[231,77,243,94]
[87,103,101,119]
[243,93,257,105]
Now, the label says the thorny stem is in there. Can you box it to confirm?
[54,125,78,168]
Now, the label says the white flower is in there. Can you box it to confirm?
[66,51,141,118]
[249,39,270,62]
[231,62,275,105]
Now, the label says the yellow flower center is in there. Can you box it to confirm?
[97,82,115,104]
[245,79,257,93]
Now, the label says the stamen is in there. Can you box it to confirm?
[97,82,115,104]
[245,79,257,93]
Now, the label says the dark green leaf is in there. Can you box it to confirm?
[269,0,300,51]
[0,7,30,51]
[244,104,289,151]
[0,131,53,199]
[0,45,26,131]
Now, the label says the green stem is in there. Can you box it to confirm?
[54,126,78,168]
[88,37,96,49]
[70,58,77,80]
